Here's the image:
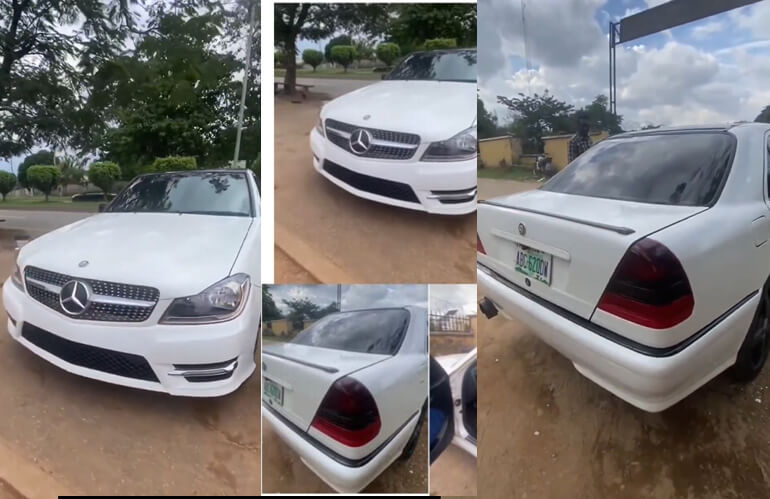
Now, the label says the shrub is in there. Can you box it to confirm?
[324,35,352,61]
[0,171,16,200]
[302,49,323,71]
[89,161,121,195]
[26,165,60,201]
[330,45,355,72]
[72,192,116,202]
[376,43,400,66]
[151,156,197,172]
[425,38,458,50]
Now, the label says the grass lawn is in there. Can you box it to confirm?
[478,166,545,183]
[276,68,383,81]
[0,197,101,212]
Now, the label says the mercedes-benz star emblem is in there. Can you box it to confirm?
[59,280,91,316]
[349,128,373,155]
[78,260,89,268]
[518,223,526,236]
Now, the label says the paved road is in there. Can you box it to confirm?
[478,304,770,498]
[0,210,91,238]
[295,77,375,99]
[274,83,475,284]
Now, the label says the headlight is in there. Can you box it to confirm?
[315,114,325,137]
[160,274,250,324]
[11,264,23,291]
[422,125,477,162]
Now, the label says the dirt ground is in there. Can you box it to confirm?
[478,178,540,200]
[478,311,770,498]
[274,93,475,284]
[274,246,319,284]
[261,412,428,493]
[430,445,477,496]
[0,233,260,496]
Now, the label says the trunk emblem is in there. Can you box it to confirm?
[78,260,89,268]
[518,223,526,236]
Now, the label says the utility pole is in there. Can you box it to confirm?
[233,1,257,167]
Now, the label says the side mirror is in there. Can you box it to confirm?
[98,203,107,213]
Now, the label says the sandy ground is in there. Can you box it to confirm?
[430,444,477,496]
[274,246,319,284]
[261,413,428,493]
[478,178,540,200]
[274,90,475,284]
[478,310,770,498]
[0,232,260,496]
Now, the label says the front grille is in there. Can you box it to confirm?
[325,118,420,160]
[24,266,159,322]
[323,160,420,204]
[21,323,159,382]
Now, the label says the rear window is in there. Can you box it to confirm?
[290,309,410,355]
[541,132,736,206]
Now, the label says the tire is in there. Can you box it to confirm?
[731,288,770,383]
[400,399,427,461]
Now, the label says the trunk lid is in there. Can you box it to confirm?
[262,342,389,431]
[478,189,707,318]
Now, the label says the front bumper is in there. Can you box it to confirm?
[478,265,758,412]
[263,402,419,493]
[3,278,259,397]
[310,127,476,215]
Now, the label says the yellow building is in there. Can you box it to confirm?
[479,135,522,168]
[543,131,609,170]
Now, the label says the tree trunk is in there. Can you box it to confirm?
[44,192,49,201]
[284,36,297,94]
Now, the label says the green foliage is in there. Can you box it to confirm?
[0,171,17,200]
[325,35,353,61]
[331,46,356,72]
[389,5,476,54]
[424,38,457,50]
[755,105,770,123]
[302,49,324,71]
[58,156,86,189]
[18,151,54,188]
[88,161,121,194]
[151,156,197,173]
[353,39,375,63]
[26,165,61,201]
[478,97,500,139]
[262,285,283,321]
[576,95,623,135]
[275,49,288,68]
[376,43,401,66]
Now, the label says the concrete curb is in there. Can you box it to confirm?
[274,223,356,283]
[0,440,75,499]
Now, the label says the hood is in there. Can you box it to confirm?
[322,80,476,142]
[19,213,253,298]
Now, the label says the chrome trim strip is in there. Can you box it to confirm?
[326,127,418,149]
[427,189,478,200]
[25,277,61,293]
[168,360,238,378]
[480,200,636,235]
[25,278,155,307]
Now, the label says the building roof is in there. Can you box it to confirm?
[543,131,607,140]
[479,135,514,142]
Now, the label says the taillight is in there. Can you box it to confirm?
[477,233,486,254]
[597,238,694,329]
[311,377,381,447]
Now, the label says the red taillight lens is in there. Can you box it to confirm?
[311,377,381,447]
[597,238,694,329]
[477,233,486,254]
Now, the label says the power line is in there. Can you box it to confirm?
[521,0,532,95]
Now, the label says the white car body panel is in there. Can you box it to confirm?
[262,306,428,493]
[437,349,477,457]
[310,63,477,215]
[478,123,770,411]
[4,170,261,397]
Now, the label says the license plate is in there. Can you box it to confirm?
[515,246,553,285]
[263,378,284,406]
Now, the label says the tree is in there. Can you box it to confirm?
[324,35,353,62]
[58,156,86,194]
[0,0,137,159]
[641,123,662,130]
[498,91,574,153]
[0,171,16,200]
[424,38,457,50]
[755,105,770,123]
[18,150,54,189]
[152,156,197,172]
[573,95,623,135]
[89,162,121,195]
[302,49,323,71]
[478,97,500,139]
[283,297,322,321]
[331,46,355,72]
[26,165,60,201]
[377,43,400,66]
[353,38,374,65]
[262,286,283,321]
[389,4,476,54]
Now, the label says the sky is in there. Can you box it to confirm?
[479,0,770,130]
[430,284,477,316]
[266,284,428,315]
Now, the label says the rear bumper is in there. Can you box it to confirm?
[310,127,476,215]
[263,402,419,493]
[3,278,259,397]
[478,264,758,412]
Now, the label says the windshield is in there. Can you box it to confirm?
[541,132,736,206]
[290,308,410,355]
[107,171,253,216]
[386,50,476,83]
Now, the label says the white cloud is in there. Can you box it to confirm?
[691,20,725,40]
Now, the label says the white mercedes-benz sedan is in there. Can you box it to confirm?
[310,49,477,215]
[478,123,770,412]
[262,306,428,493]
[3,169,261,397]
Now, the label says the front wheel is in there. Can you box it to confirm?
[731,289,770,383]
[400,399,427,460]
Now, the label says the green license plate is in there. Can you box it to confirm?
[515,246,553,285]
[263,378,284,406]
